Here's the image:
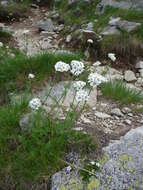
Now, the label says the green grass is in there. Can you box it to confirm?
[100,80,143,104]
[0,49,82,103]
[0,31,12,39]
[0,99,96,188]
[0,0,30,21]
[56,0,99,25]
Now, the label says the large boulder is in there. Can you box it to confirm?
[97,0,143,13]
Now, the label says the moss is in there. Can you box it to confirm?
[87,177,100,190]
[60,178,83,190]
[118,154,135,173]
[99,153,110,165]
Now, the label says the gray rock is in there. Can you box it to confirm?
[95,111,111,119]
[111,108,124,117]
[139,69,143,78]
[84,22,94,31]
[36,19,54,32]
[117,20,141,32]
[124,119,132,125]
[135,61,143,69]
[124,70,137,82]
[98,0,143,11]
[109,17,121,26]
[122,107,132,114]
[68,0,92,7]
[38,81,97,108]
[101,26,120,36]
[51,126,143,190]
[96,126,143,189]
[66,34,72,43]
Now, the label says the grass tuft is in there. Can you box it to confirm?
[100,80,143,104]
[0,100,96,188]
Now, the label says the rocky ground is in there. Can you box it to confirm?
[1,1,143,189]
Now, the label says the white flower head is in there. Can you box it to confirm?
[108,53,116,62]
[88,73,108,87]
[55,61,70,72]
[29,98,41,110]
[28,73,35,79]
[75,89,89,103]
[96,162,100,167]
[90,161,95,165]
[71,60,84,76]
[0,42,3,48]
[87,39,93,44]
[73,81,86,91]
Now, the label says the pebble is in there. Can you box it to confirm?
[95,111,111,119]
[111,108,124,117]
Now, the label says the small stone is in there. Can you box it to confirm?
[122,107,132,114]
[101,26,120,36]
[109,17,121,26]
[117,20,141,32]
[81,115,91,124]
[111,108,124,117]
[37,19,54,32]
[124,70,137,82]
[66,34,72,43]
[139,69,143,78]
[95,111,111,119]
[73,127,83,131]
[124,119,132,125]
[135,61,143,69]
[128,113,133,117]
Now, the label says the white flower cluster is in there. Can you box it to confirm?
[71,60,84,76]
[55,61,70,72]
[73,81,86,91]
[75,89,89,103]
[108,53,116,62]
[28,73,35,79]
[87,39,93,44]
[88,73,107,87]
[29,98,41,110]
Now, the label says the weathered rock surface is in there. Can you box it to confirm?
[51,126,143,190]
[96,126,143,189]
[36,19,54,32]
[39,81,97,108]
[124,70,137,82]
[99,0,143,11]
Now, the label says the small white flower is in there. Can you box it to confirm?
[88,73,107,87]
[87,39,93,44]
[75,89,89,103]
[90,161,95,165]
[73,81,86,91]
[28,73,35,79]
[0,42,3,48]
[29,98,41,110]
[71,60,84,76]
[55,61,70,72]
[96,162,100,167]
[108,53,116,62]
